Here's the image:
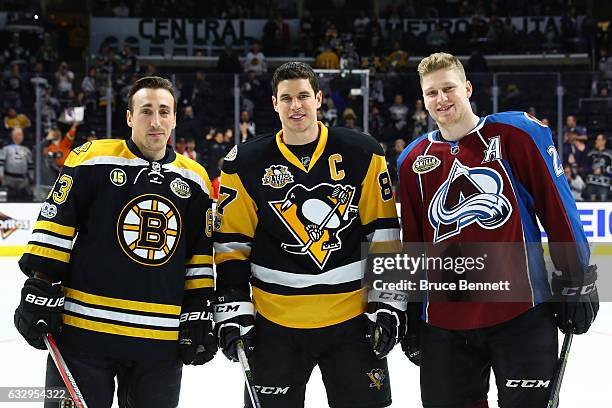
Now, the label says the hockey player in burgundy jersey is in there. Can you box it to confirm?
[397,53,599,408]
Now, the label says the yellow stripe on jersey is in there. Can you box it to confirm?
[63,314,178,341]
[184,277,214,290]
[275,122,329,173]
[187,254,213,266]
[215,250,249,264]
[359,154,398,226]
[33,220,76,238]
[24,244,70,263]
[252,286,366,329]
[215,171,258,266]
[64,139,137,167]
[64,287,181,315]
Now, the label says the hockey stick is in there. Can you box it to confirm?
[281,199,343,254]
[43,333,89,408]
[236,340,262,408]
[547,331,574,408]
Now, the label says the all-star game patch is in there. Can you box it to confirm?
[262,165,294,189]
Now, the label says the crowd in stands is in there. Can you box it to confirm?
[1,0,612,201]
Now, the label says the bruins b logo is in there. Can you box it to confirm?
[269,183,358,269]
[117,194,181,266]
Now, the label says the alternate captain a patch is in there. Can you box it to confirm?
[269,183,358,269]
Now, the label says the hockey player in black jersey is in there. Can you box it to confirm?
[214,62,404,407]
[14,77,217,407]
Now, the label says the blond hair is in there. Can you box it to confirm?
[417,52,466,83]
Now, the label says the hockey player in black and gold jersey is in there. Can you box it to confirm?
[14,77,216,408]
[214,62,404,407]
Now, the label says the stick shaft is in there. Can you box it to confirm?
[237,340,262,408]
[44,334,89,408]
[547,332,573,408]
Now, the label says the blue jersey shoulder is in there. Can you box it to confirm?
[397,132,431,172]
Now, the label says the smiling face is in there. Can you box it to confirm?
[126,87,176,161]
[421,68,473,128]
[272,78,322,139]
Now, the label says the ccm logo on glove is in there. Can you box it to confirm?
[561,283,596,296]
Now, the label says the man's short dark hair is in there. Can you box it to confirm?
[272,62,320,97]
[127,76,177,113]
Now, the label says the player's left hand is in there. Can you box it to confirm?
[551,265,599,334]
[364,290,407,359]
[179,297,217,365]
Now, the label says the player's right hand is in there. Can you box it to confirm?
[214,288,256,362]
[401,303,422,366]
[551,265,599,334]
[14,277,64,350]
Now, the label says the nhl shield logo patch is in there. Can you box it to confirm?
[269,183,358,269]
[412,155,441,174]
[262,165,294,189]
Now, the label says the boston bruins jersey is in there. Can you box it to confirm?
[215,122,400,329]
[19,138,214,361]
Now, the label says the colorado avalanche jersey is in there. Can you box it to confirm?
[398,112,589,330]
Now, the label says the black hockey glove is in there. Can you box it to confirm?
[551,265,599,334]
[401,302,422,366]
[214,288,255,362]
[179,297,217,365]
[14,277,64,350]
[365,289,408,359]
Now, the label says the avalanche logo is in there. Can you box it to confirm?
[428,159,512,242]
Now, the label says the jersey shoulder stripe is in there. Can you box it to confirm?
[64,139,142,168]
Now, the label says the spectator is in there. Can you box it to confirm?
[41,86,61,130]
[466,50,488,73]
[112,2,130,17]
[223,128,235,145]
[584,134,612,201]
[368,104,385,140]
[183,137,200,163]
[244,41,267,75]
[239,110,256,142]
[387,138,406,186]
[175,136,187,155]
[0,127,33,201]
[81,67,99,108]
[366,17,383,56]
[176,105,202,144]
[342,108,360,131]
[411,99,428,140]
[563,130,588,175]
[36,32,59,65]
[388,94,410,132]
[353,10,370,56]
[55,61,75,98]
[217,46,242,73]
[44,122,78,177]
[298,9,316,56]
[385,41,409,73]
[564,164,586,201]
[29,62,50,92]
[340,42,360,70]
[262,17,278,56]
[190,71,212,113]
[315,45,340,69]
[321,98,338,127]
[274,14,291,55]
[206,130,227,177]
[563,114,587,142]
[241,71,265,118]
[2,63,25,109]
[426,23,450,49]
[3,108,31,130]
[3,32,30,64]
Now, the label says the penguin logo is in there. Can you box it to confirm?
[262,165,294,189]
[366,369,386,390]
[269,183,358,269]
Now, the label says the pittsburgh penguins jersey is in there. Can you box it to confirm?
[215,122,400,329]
[397,111,589,330]
[19,138,214,361]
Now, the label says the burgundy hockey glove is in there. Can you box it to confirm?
[14,277,64,350]
[179,297,217,365]
[551,265,599,334]
[214,288,255,362]
[365,289,408,359]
